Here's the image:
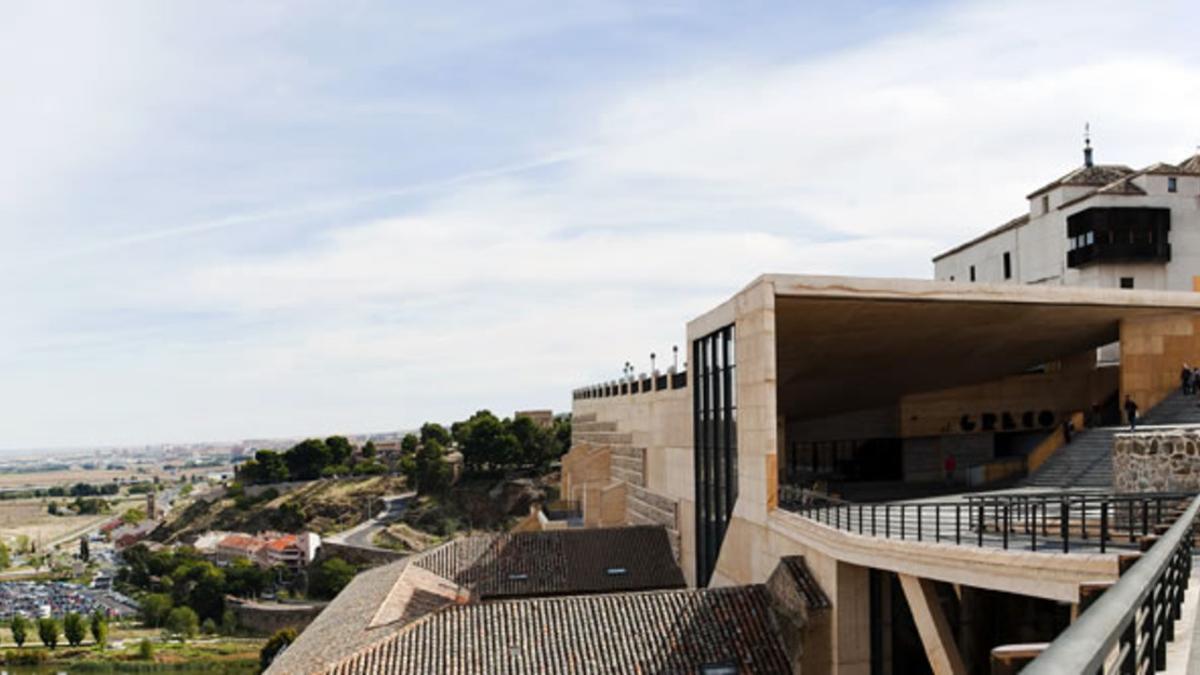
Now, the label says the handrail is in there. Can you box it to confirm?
[1023,492,1200,674]
[779,485,1191,554]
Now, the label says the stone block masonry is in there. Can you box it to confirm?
[1113,429,1200,493]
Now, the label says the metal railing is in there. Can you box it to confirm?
[1023,492,1200,674]
[778,486,1194,554]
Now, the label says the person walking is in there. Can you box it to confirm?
[943,454,956,485]
[1124,395,1139,431]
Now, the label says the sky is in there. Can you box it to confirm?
[2,0,1199,450]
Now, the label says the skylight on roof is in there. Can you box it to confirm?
[699,662,738,675]
[605,567,628,576]
[507,573,528,581]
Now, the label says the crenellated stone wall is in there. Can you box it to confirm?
[1113,430,1200,493]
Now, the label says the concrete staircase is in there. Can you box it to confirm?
[1023,391,1200,488]
[1021,427,1119,488]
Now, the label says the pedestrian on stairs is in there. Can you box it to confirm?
[1124,395,1139,431]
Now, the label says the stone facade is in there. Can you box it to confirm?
[1113,429,1200,493]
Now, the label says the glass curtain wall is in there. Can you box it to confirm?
[693,324,737,587]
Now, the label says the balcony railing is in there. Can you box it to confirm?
[1067,241,1171,268]
[573,370,688,400]
[1022,492,1200,674]
[778,486,1193,554]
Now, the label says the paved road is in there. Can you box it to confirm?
[329,492,415,549]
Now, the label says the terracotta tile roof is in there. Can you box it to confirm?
[1026,163,1135,199]
[266,535,299,552]
[218,534,265,552]
[327,586,791,675]
[1177,153,1200,174]
[779,556,831,610]
[415,526,686,599]
[265,560,458,675]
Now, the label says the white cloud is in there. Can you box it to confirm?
[1,0,1199,448]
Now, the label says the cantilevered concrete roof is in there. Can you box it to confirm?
[765,275,1200,419]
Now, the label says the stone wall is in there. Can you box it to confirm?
[230,598,326,636]
[1113,429,1200,493]
[316,541,405,568]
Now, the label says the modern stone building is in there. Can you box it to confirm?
[566,275,1200,673]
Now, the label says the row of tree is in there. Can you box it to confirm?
[401,412,572,494]
[238,436,386,485]
[9,611,108,649]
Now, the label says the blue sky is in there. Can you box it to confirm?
[2,0,1199,450]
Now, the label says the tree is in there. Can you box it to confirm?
[400,433,419,455]
[285,439,333,480]
[0,541,10,570]
[310,558,357,600]
[325,436,354,467]
[420,422,452,448]
[79,536,90,563]
[11,614,27,647]
[63,612,85,647]
[510,415,555,468]
[37,618,59,649]
[260,628,297,670]
[404,439,451,495]
[459,410,519,471]
[220,609,238,636]
[90,611,108,649]
[141,593,173,628]
[361,440,377,459]
[202,618,217,635]
[47,501,59,516]
[164,607,199,642]
[240,450,289,485]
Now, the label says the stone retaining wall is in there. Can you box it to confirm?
[1113,430,1200,493]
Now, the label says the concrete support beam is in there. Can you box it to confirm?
[898,574,967,675]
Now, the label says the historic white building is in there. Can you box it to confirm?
[934,139,1200,292]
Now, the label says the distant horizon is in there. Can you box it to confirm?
[3,1,1199,448]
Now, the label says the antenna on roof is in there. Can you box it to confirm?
[1083,122,1094,168]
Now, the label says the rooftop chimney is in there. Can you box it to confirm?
[1083,122,1094,168]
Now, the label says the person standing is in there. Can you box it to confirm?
[1182,363,1192,395]
[943,454,956,485]
[1124,395,1139,431]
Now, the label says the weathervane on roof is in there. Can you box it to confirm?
[1083,122,1094,168]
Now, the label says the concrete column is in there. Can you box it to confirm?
[834,562,871,675]
[898,574,967,675]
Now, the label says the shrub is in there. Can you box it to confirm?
[202,617,217,635]
[309,557,357,599]
[138,638,155,660]
[163,606,199,643]
[5,648,48,665]
[260,628,297,671]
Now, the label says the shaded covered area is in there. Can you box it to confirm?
[771,276,1200,497]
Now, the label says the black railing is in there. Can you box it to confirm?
[573,370,688,400]
[778,486,1194,554]
[1023,492,1200,674]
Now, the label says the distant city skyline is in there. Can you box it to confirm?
[2,0,1199,449]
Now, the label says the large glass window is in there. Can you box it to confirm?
[692,324,737,587]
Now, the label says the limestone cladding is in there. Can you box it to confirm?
[1113,429,1200,493]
